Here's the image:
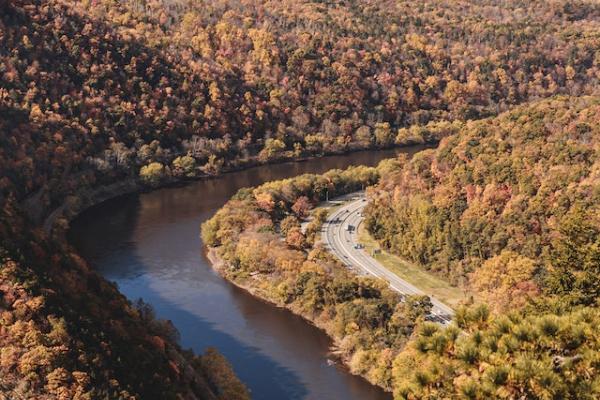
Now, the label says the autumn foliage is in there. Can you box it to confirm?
[366,96,600,311]
[3,0,600,217]
[363,97,600,397]
[2,0,600,397]
[205,152,600,398]
[202,165,421,389]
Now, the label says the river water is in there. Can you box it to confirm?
[69,147,426,400]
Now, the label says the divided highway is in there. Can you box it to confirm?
[321,193,454,324]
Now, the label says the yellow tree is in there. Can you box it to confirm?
[471,250,540,311]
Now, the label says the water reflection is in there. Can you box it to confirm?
[69,147,429,399]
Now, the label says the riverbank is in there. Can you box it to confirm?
[43,144,435,236]
[71,150,411,399]
[205,247,387,391]
[200,164,437,393]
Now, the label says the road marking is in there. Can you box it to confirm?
[322,193,453,324]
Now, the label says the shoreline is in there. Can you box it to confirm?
[204,247,392,393]
[43,143,434,235]
[50,144,430,396]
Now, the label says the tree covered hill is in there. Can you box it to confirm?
[365,96,600,311]
[363,96,600,399]
[1,0,600,398]
[3,0,600,218]
[0,0,252,398]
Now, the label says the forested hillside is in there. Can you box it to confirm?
[3,0,600,218]
[203,140,600,399]
[1,1,251,398]
[2,0,600,398]
[365,96,600,311]
[359,96,600,398]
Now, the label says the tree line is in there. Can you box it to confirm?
[3,0,600,216]
[2,0,600,397]
[204,143,600,398]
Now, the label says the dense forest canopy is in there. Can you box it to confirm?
[203,116,600,398]
[2,0,600,218]
[1,0,600,398]
[365,96,600,311]
[359,99,600,400]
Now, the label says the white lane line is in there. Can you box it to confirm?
[322,194,453,322]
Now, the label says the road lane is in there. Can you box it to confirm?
[321,193,454,324]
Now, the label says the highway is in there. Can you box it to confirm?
[321,193,454,324]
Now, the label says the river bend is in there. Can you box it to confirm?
[69,147,427,400]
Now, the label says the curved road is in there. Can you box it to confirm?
[321,193,454,324]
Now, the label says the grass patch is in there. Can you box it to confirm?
[357,224,472,308]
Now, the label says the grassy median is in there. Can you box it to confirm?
[357,224,471,308]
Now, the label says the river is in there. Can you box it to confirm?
[69,146,427,400]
